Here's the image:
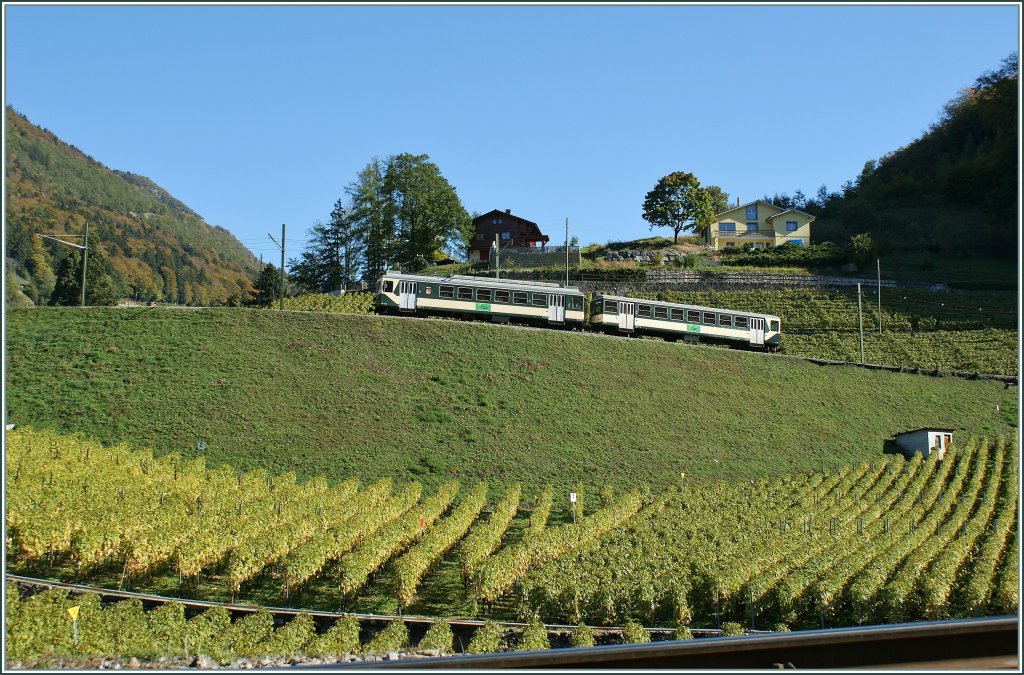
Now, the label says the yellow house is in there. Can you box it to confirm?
[703,200,814,251]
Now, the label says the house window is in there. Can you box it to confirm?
[476,233,484,241]
[654,306,668,319]
[457,287,473,300]
[638,305,651,318]
[747,223,758,233]
[439,285,455,299]
[476,288,492,302]
[746,205,757,220]
[501,232,511,240]
[495,290,510,303]
[512,291,528,305]
[686,310,700,323]
[788,239,804,247]
[720,223,736,232]
[498,218,503,224]
[786,221,798,232]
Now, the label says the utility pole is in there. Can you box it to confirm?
[268,224,286,310]
[35,227,89,307]
[80,222,89,307]
[494,233,500,279]
[565,218,569,287]
[877,258,882,333]
[857,282,865,364]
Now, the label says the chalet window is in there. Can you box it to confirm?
[531,294,546,307]
[513,291,528,305]
[686,310,700,323]
[746,204,757,220]
[457,287,473,300]
[476,233,485,241]
[603,300,617,313]
[670,308,683,320]
[719,314,733,327]
[735,316,748,329]
[702,312,717,325]
[498,218,503,224]
[720,223,736,232]
[501,232,511,240]
[637,305,651,318]
[654,306,668,319]
[476,288,492,302]
[786,221,798,232]
[495,290,510,303]
[747,223,758,233]
[439,285,455,299]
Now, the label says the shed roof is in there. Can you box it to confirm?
[895,428,956,436]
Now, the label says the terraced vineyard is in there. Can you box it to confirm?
[7,427,1017,639]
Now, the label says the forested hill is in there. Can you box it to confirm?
[808,54,1018,258]
[5,107,260,306]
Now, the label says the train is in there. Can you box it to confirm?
[375,271,781,350]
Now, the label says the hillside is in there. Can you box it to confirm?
[4,107,260,305]
[808,55,1018,259]
[5,308,1015,495]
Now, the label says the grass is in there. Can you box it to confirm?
[5,307,1017,497]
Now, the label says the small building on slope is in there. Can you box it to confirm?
[893,428,955,460]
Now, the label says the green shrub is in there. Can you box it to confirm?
[184,607,232,663]
[516,619,550,651]
[6,587,75,661]
[622,620,650,643]
[720,621,744,636]
[224,609,275,659]
[146,602,188,659]
[674,625,694,640]
[772,622,791,633]
[105,599,155,657]
[418,618,454,654]
[569,623,595,648]
[361,621,409,655]
[307,615,360,657]
[466,620,503,654]
[265,613,316,658]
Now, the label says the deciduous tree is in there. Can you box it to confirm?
[642,172,714,243]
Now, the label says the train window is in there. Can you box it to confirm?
[495,290,510,303]
[770,320,779,332]
[702,312,717,325]
[531,294,547,307]
[719,314,733,327]
[686,310,700,323]
[638,305,651,318]
[670,308,683,321]
[654,306,668,319]
[383,280,394,293]
[735,316,748,329]
[457,287,473,300]
[439,285,455,299]
[603,300,617,313]
[476,288,492,302]
[513,291,528,305]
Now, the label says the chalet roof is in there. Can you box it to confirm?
[473,209,539,228]
[712,200,784,220]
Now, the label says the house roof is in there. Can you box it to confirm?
[766,208,817,223]
[895,428,956,436]
[471,209,548,242]
[712,200,784,220]
[473,209,539,228]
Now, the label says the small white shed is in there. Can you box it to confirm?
[894,428,955,459]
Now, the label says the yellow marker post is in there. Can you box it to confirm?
[680,473,685,480]
[67,606,80,643]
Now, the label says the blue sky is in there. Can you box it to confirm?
[4,3,1020,261]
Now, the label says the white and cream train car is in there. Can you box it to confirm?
[376,272,586,327]
[591,294,781,349]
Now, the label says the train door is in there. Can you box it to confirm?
[399,281,418,311]
[749,317,765,346]
[618,301,635,332]
[547,294,565,323]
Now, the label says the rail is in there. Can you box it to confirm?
[318,616,1019,670]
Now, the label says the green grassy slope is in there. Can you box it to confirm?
[5,307,1016,495]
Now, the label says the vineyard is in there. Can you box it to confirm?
[5,426,1018,663]
[629,288,1018,376]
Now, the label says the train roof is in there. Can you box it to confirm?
[593,293,781,321]
[381,271,583,295]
